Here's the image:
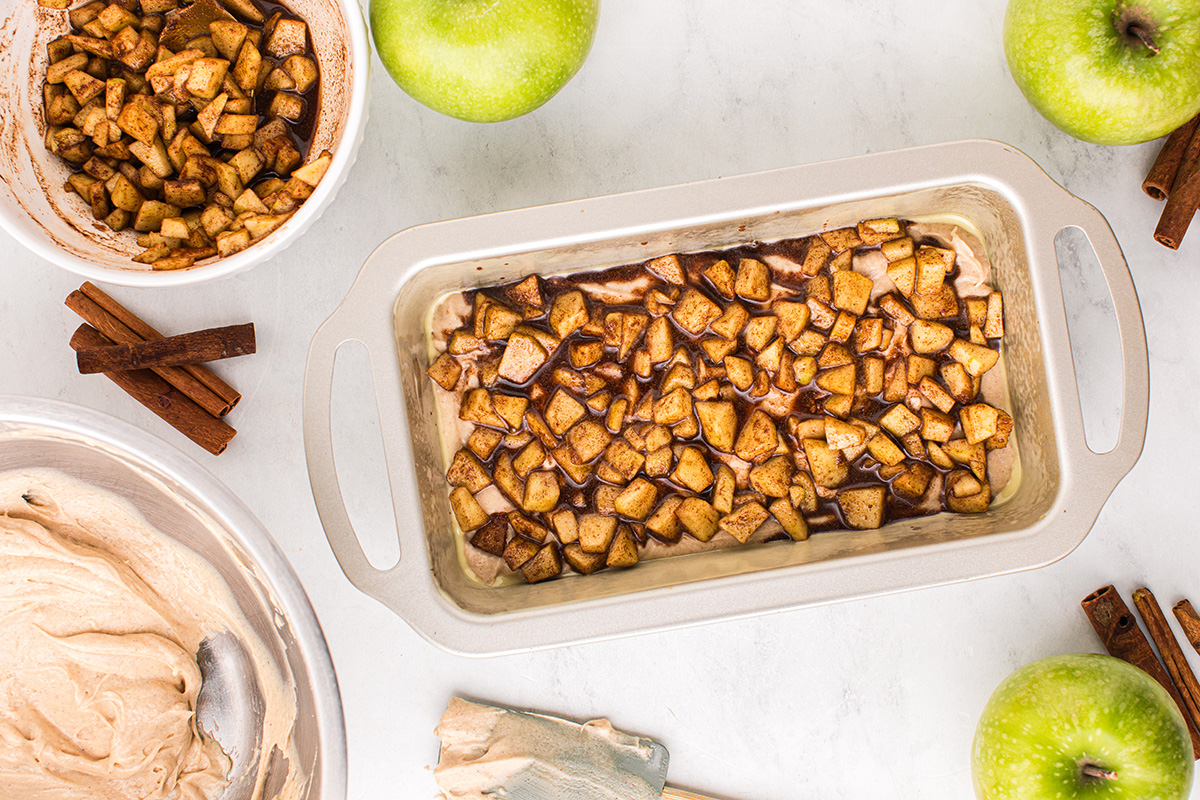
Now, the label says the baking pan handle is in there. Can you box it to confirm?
[1046,201,1149,482]
[303,311,410,595]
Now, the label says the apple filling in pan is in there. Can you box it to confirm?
[427,218,1016,586]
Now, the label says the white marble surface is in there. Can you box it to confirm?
[3,1,1200,797]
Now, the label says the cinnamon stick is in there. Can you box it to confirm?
[70,324,236,455]
[1081,585,1200,757]
[65,289,236,417]
[1143,114,1200,200]
[1132,588,1200,753]
[1154,128,1200,249]
[77,282,241,412]
[1172,600,1200,652]
[75,323,256,374]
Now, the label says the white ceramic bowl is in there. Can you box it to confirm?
[0,0,371,286]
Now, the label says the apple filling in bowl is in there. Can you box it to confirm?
[40,0,334,269]
[427,219,1015,586]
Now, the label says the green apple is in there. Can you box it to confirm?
[1003,0,1200,145]
[972,653,1193,800]
[368,0,599,123]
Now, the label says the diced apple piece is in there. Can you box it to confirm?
[816,364,855,395]
[605,526,639,568]
[915,245,953,295]
[906,355,936,385]
[882,236,914,262]
[866,433,905,466]
[858,217,902,245]
[449,486,489,532]
[832,270,873,315]
[710,302,749,340]
[614,478,657,520]
[744,316,778,351]
[734,258,771,301]
[497,332,548,384]
[669,446,712,492]
[578,514,618,554]
[802,438,847,488]
[967,297,988,328]
[892,462,934,499]
[987,409,1014,450]
[985,292,1005,339]
[469,513,508,556]
[676,497,720,542]
[878,293,916,326]
[703,259,735,299]
[502,536,539,570]
[838,486,885,529]
[749,455,793,497]
[671,288,722,334]
[943,438,988,481]
[909,320,954,354]
[645,495,684,542]
[563,543,606,574]
[541,389,584,436]
[824,418,867,451]
[773,300,810,341]
[769,498,808,541]
[946,469,991,514]
[920,407,956,443]
[949,339,1000,377]
[719,501,770,544]
[801,236,832,275]
[446,449,491,493]
[886,256,916,297]
[820,227,862,252]
[879,404,920,437]
[645,253,686,285]
[940,361,976,403]
[911,284,960,320]
[688,399,735,452]
[918,376,956,413]
[960,403,1000,444]
[521,542,562,582]
[523,471,560,513]
[734,410,778,464]
[566,420,612,463]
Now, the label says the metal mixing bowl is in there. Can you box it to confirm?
[0,396,346,800]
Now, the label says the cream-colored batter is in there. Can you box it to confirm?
[0,469,300,800]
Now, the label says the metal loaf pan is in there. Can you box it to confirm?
[303,140,1148,656]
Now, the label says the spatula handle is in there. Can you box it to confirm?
[661,786,720,800]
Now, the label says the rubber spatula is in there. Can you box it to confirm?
[434,698,722,800]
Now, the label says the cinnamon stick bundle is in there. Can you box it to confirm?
[1143,114,1200,200]
[1081,585,1200,757]
[70,324,236,456]
[66,282,240,415]
[75,323,256,374]
[1132,588,1200,753]
[1154,127,1200,250]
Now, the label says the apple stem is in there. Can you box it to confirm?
[1126,23,1161,55]
[1081,764,1119,782]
